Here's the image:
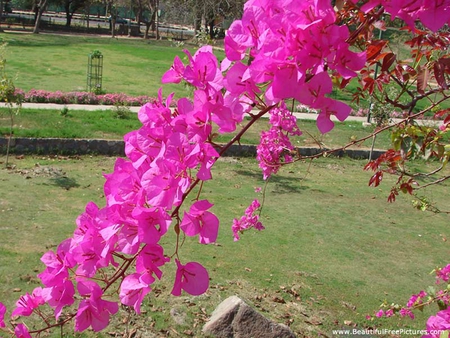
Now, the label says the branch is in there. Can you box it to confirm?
[417,175,450,190]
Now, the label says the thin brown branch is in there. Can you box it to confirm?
[417,175,450,190]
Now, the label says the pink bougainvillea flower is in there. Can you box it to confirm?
[315,97,352,134]
[14,323,32,338]
[132,206,171,245]
[75,280,119,332]
[423,308,450,338]
[12,288,45,317]
[375,309,384,318]
[161,55,185,84]
[183,47,223,92]
[171,260,209,296]
[399,307,414,319]
[224,20,254,61]
[232,199,264,241]
[38,250,69,287]
[141,158,191,209]
[119,273,154,314]
[180,200,219,244]
[436,264,450,283]
[418,0,450,32]
[136,244,170,280]
[406,290,427,308]
[41,279,75,319]
[0,302,6,327]
[332,46,366,80]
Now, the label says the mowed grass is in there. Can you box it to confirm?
[2,31,449,115]
[0,32,210,98]
[0,107,393,150]
[0,155,449,336]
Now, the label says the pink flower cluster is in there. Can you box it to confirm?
[257,103,301,179]
[3,0,447,336]
[355,0,450,32]
[436,264,450,283]
[232,199,265,241]
[224,0,366,133]
[372,291,426,321]
[13,89,155,106]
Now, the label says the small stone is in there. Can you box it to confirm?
[170,307,187,325]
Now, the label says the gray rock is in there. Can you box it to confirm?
[203,296,296,338]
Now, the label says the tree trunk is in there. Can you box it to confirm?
[33,8,43,33]
[144,10,156,39]
[155,0,159,40]
[65,12,73,27]
[144,21,150,39]
[110,19,116,37]
[208,19,214,39]
[33,0,48,33]
[0,0,4,31]
[86,3,90,30]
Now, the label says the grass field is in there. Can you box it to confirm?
[1,28,449,338]
[3,31,448,115]
[0,107,393,150]
[1,155,449,336]
[0,32,207,98]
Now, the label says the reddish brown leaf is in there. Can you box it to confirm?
[439,57,450,73]
[340,77,350,89]
[368,172,383,187]
[434,61,447,89]
[381,53,396,72]
[388,189,398,203]
[417,67,430,94]
[366,40,388,62]
[402,64,417,76]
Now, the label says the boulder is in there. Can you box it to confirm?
[203,296,296,338]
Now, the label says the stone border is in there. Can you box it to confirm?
[0,137,385,159]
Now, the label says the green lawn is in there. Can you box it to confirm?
[1,32,213,98]
[1,29,449,338]
[0,107,393,150]
[0,155,448,336]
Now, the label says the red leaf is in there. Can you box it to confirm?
[340,78,350,89]
[434,61,447,89]
[366,40,388,62]
[417,67,430,94]
[402,65,417,76]
[381,53,396,72]
[434,108,450,119]
[387,189,398,203]
[368,172,383,187]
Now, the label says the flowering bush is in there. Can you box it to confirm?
[12,89,156,107]
[1,0,450,337]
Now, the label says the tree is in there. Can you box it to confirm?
[1,0,450,336]
[164,0,245,37]
[133,0,158,39]
[61,0,86,26]
[32,0,49,33]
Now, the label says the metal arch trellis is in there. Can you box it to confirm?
[87,50,103,93]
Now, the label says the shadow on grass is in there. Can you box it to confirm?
[49,177,80,190]
[234,168,310,194]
